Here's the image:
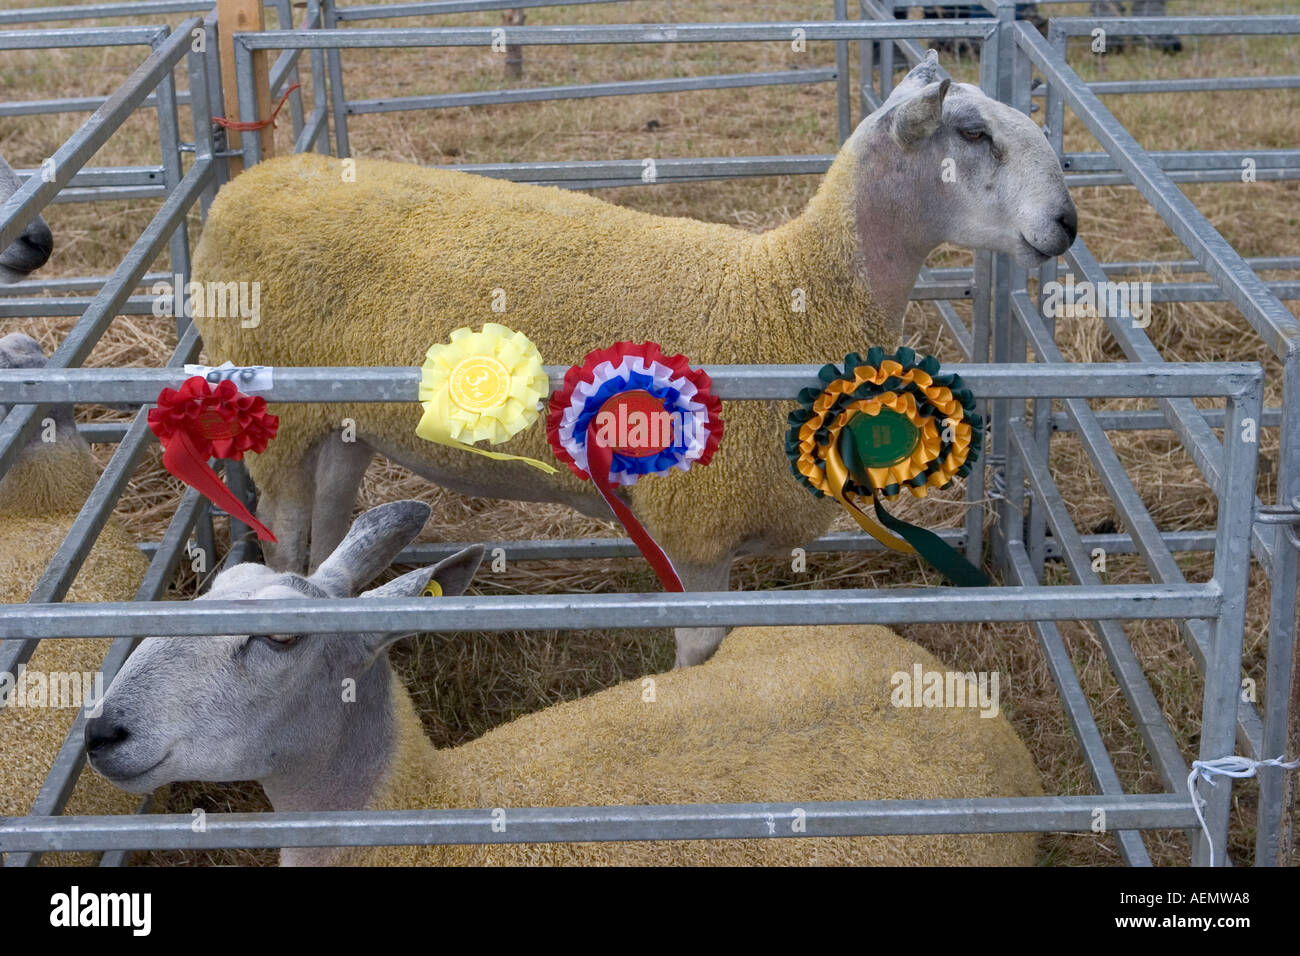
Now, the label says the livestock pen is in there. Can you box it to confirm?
[0,0,1296,868]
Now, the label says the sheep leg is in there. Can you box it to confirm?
[309,433,374,574]
[671,556,733,668]
[256,447,318,575]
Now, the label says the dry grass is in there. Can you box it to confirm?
[1,0,1297,867]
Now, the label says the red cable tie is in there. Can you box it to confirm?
[212,82,301,132]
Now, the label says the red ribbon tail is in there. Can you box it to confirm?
[164,430,278,543]
[586,426,683,592]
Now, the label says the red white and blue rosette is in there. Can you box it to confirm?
[546,342,723,591]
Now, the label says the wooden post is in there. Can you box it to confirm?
[218,0,275,175]
[503,8,524,79]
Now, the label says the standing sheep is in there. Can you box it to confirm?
[88,501,1044,866]
[192,51,1077,665]
[0,334,149,866]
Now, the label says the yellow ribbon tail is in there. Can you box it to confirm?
[420,430,558,474]
[824,441,916,554]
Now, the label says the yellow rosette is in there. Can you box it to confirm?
[416,323,557,473]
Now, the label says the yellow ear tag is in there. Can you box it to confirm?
[423,580,443,598]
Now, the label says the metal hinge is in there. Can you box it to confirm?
[1256,495,1300,549]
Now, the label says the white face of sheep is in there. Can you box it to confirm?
[0,155,54,283]
[86,501,484,794]
[856,51,1077,267]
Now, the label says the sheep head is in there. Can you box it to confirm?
[86,500,484,794]
[848,50,1076,274]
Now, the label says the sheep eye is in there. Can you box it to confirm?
[960,128,987,144]
[250,633,299,650]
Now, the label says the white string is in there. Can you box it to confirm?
[1187,754,1300,867]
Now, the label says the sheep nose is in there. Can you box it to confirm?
[21,219,53,267]
[84,716,129,755]
[1057,206,1078,245]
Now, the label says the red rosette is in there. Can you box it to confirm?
[544,342,723,592]
[148,375,279,542]
[545,340,722,480]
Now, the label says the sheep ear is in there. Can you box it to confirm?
[900,49,941,90]
[310,500,432,597]
[890,78,950,148]
[354,546,485,658]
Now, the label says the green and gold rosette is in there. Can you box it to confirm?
[785,346,988,587]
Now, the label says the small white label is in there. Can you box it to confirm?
[184,362,274,392]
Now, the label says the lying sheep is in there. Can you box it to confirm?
[89,500,1044,866]
[192,51,1077,666]
[0,334,150,866]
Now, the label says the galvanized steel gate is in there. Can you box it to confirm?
[0,0,1296,866]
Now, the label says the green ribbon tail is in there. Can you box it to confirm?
[872,495,990,587]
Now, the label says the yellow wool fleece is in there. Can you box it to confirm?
[0,439,150,866]
[327,625,1042,866]
[192,151,891,565]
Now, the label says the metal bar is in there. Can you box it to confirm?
[1062,76,1300,96]
[1257,350,1300,865]
[966,250,993,564]
[131,528,1230,565]
[234,35,263,168]
[188,27,219,220]
[930,256,1300,281]
[338,0,633,20]
[0,795,1199,854]
[0,1,274,25]
[0,362,1259,405]
[294,103,330,155]
[305,0,329,154]
[237,23,1000,51]
[1193,384,1264,865]
[0,296,159,317]
[203,8,231,191]
[1069,170,1300,188]
[1050,15,1300,37]
[1062,149,1300,172]
[834,0,852,144]
[1050,407,1285,432]
[346,69,839,114]
[151,31,191,339]
[857,0,876,119]
[321,0,350,159]
[270,0,305,140]
[1036,22,1068,581]
[0,26,166,47]
[441,155,835,181]
[1006,542,1151,866]
[0,584,1223,640]
[0,20,193,250]
[1017,23,1300,357]
[14,166,166,189]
